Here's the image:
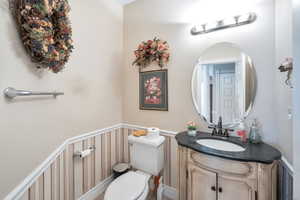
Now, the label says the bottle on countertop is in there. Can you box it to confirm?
[236,121,247,143]
[249,118,261,144]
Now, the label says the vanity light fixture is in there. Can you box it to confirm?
[191,12,257,35]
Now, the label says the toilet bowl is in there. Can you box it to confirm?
[104,171,150,200]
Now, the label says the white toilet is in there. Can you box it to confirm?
[104,134,165,200]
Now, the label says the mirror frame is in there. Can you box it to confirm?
[191,43,257,128]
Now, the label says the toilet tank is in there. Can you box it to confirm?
[128,135,165,176]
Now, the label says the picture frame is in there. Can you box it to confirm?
[139,70,168,111]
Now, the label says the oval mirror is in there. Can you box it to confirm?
[192,43,256,127]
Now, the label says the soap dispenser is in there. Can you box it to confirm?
[249,118,261,144]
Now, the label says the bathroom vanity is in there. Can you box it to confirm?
[175,132,281,200]
[181,42,282,200]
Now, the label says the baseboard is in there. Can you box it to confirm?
[163,185,177,200]
[78,175,113,200]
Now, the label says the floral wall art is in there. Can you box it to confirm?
[139,70,168,111]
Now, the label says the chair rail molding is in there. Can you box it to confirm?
[281,156,294,174]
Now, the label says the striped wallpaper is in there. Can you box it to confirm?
[17,126,178,200]
[278,160,293,200]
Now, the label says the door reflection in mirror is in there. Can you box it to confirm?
[192,43,256,127]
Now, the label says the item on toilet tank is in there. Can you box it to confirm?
[133,130,147,137]
[147,127,160,138]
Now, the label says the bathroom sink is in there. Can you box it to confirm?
[196,139,245,152]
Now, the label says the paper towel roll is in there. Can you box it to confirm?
[147,127,160,138]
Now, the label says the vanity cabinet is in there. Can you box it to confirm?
[178,146,278,200]
[217,172,255,200]
[187,164,217,200]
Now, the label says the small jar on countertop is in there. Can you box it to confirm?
[249,119,261,144]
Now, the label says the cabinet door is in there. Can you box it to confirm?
[218,175,256,200]
[187,164,217,200]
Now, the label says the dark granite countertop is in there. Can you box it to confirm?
[175,131,282,164]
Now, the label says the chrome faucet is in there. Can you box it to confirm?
[208,116,231,137]
[217,116,223,135]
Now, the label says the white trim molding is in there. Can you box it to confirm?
[281,156,294,174]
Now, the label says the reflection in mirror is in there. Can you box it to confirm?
[192,43,256,127]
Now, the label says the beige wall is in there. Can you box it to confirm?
[274,0,293,164]
[0,0,123,198]
[0,0,295,197]
[123,0,291,157]
[293,0,300,197]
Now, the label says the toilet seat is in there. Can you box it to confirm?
[104,171,150,200]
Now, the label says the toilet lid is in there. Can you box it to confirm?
[105,171,148,200]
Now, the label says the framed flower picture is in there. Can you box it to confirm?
[139,70,168,111]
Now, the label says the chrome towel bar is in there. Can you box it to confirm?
[3,87,64,99]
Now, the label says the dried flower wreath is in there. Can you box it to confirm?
[15,0,74,73]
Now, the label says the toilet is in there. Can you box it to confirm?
[104,134,165,200]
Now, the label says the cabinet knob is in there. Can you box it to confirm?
[211,186,216,191]
[219,187,223,193]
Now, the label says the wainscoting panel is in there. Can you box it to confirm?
[6,125,124,200]
[278,159,293,200]
[71,128,129,199]
[161,133,178,188]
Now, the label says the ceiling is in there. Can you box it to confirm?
[117,0,137,5]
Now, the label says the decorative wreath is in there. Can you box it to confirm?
[15,0,74,73]
[133,37,170,69]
